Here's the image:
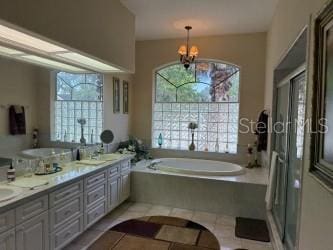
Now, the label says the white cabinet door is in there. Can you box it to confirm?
[108,176,121,210]
[16,211,49,250]
[120,172,130,202]
[0,229,15,250]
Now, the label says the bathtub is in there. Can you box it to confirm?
[151,158,244,176]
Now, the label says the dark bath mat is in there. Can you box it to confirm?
[235,217,270,242]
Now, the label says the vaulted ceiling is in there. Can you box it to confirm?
[121,0,279,41]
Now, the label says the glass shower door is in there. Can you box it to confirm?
[273,82,290,237]
[273,70,306,249]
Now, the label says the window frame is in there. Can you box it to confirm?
[151,60,241,153]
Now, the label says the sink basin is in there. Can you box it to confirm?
[0,185,22,202]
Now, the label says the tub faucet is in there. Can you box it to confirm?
[148,160,161,170]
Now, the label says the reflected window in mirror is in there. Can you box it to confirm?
[52,72,103,143]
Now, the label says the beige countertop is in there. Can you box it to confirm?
[0,154,134,212]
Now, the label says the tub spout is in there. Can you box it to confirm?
[148,160,161,170]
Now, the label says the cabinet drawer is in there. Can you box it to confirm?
[50,194,83,232]
[49,181,83,208]
[50,215,83,250]
[0,229,15,250]
[85,183,106,209]
[0,210,15,234]
[85,201,106,229]
[121,160,130,173]
[108,164,120,179]
[85,170,107,190]
[16,195,48,224]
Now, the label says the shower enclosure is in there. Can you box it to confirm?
[273,68,306,250]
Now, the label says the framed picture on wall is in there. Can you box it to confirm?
[312,1,333,188]
[113,77,120,113]
[123,81,129,114]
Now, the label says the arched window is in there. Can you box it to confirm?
[153,61,240,153]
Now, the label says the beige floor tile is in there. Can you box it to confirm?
[127,202,152,212]
[146,205,172,216]
[241,239,273,250]
[213,224,235,239]
[170,208,194,220]
[192,211,217,224]
[215,214,236,227]
[113,235,170,250]
[105,206,128,220]
[155,225,200,245]
[217,238,242,250]
[117,210,147,221]
[71,229,103,246]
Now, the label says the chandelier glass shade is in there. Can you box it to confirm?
[178,26,199,69]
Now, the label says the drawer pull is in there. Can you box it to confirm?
[65,210,72,216]
[94,194,99,199]
[65,231,72,238]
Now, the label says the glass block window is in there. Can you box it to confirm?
[153,61,240,153]
[53,72,103,143]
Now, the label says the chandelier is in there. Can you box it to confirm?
[178,26,199,69]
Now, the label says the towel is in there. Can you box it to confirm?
[255,110,269,151]
[9,105,26,135]
[265,151,278,210]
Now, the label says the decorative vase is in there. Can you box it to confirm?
[158,133,163,148]
[189,133,195,151]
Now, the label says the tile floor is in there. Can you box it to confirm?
[64,202,273,250]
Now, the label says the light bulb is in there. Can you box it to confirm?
[178,45,187,56]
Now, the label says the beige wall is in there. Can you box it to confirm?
[132,33,267,163]
[265,0,333,249]
[0,57,41,157]
[0,0,135,72]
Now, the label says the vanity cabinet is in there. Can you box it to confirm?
[0,229,15,250]
[16,211,49,250]
[107,175,121,211]
[120,172,130,202]
[0,210,15,234]
[0,157,131,250]
[49,180,84,250]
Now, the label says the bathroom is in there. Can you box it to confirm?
[0,0,332,250]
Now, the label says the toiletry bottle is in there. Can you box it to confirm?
[7,163,16,182]
[37,159,45,174]
[76,148,81,161]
